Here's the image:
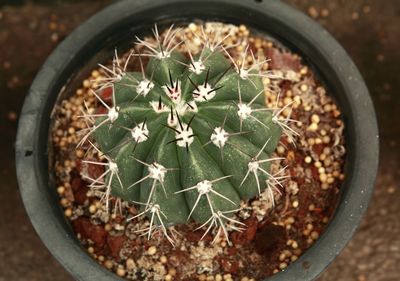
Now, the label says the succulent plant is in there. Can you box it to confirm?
[79,26,296,243]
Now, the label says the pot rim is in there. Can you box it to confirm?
[15,0,379,280]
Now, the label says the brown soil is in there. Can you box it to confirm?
[51,23,345,281]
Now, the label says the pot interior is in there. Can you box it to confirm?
[24,1,376,280]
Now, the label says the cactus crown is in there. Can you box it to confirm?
[79,25,295,244]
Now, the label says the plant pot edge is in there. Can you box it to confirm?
[15,0,379,280]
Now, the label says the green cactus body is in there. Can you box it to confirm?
[90,44,282,228]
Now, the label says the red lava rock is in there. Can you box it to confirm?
[99,87,113,103]
[245,217,258,241]
[231,217,258,245]
[296,176,306,185]
[220,258,239,274]
[226,247,238,256]
[130,239,141,247]
[75,159,82,171]
[310,166,319,179]
[295,153,305,164]
[266,48,301,71]
[107,235,127,259]
[85,159,105,181]
[313,207,323,214]
[280,137,290,147]
[69,173,88,204]
[74,185,89,204]
[168,250,189,267]
[254,224,286,257]
[96,106,107,115]
[185,230,213,242]
[312,143,324,155]
[128,206,138,215]
[72,217,107,249]
[72,218,92,237]
[280,80,293,92]
[291,110,300,120]
[248,41,258,54]
[71,176,85,192]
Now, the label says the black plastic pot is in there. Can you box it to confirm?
[15,0,379,280]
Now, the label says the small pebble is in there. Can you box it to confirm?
[104,260,113,269]
[83,80,91,88]
[363,5,371,14]
[308,123,318,131]
[64,208,72,217]
[126,258,135,270]
[89,205,97,214]
[7,111,17,121]
[116,267,126,277]
[60,198,68,207]
[57,186,65,195]
[300,67,308,75]
[51,33,59,42]
[223,274,232,280]
[91,70,100,78]
[105,224,112,232]
[279,262,288,269]
[321,8,330,17]
[76,149,85,158]
[351,12,359,21]
[322,136,331,144]
[168,268,177,276]
[311,114,320,124]
[277,145,285,154]
[68,127,75,134]
[147,246,157,255]
[311,231,320,240]
[189,23,197,31]
[308,6,319,18]
[300,84,308,92]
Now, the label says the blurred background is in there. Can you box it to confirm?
[0,0,398,280]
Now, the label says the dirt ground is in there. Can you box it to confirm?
[0,0,398,280]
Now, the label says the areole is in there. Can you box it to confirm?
[15,0,379,280]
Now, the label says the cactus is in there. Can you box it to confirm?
[79,26,296,244]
